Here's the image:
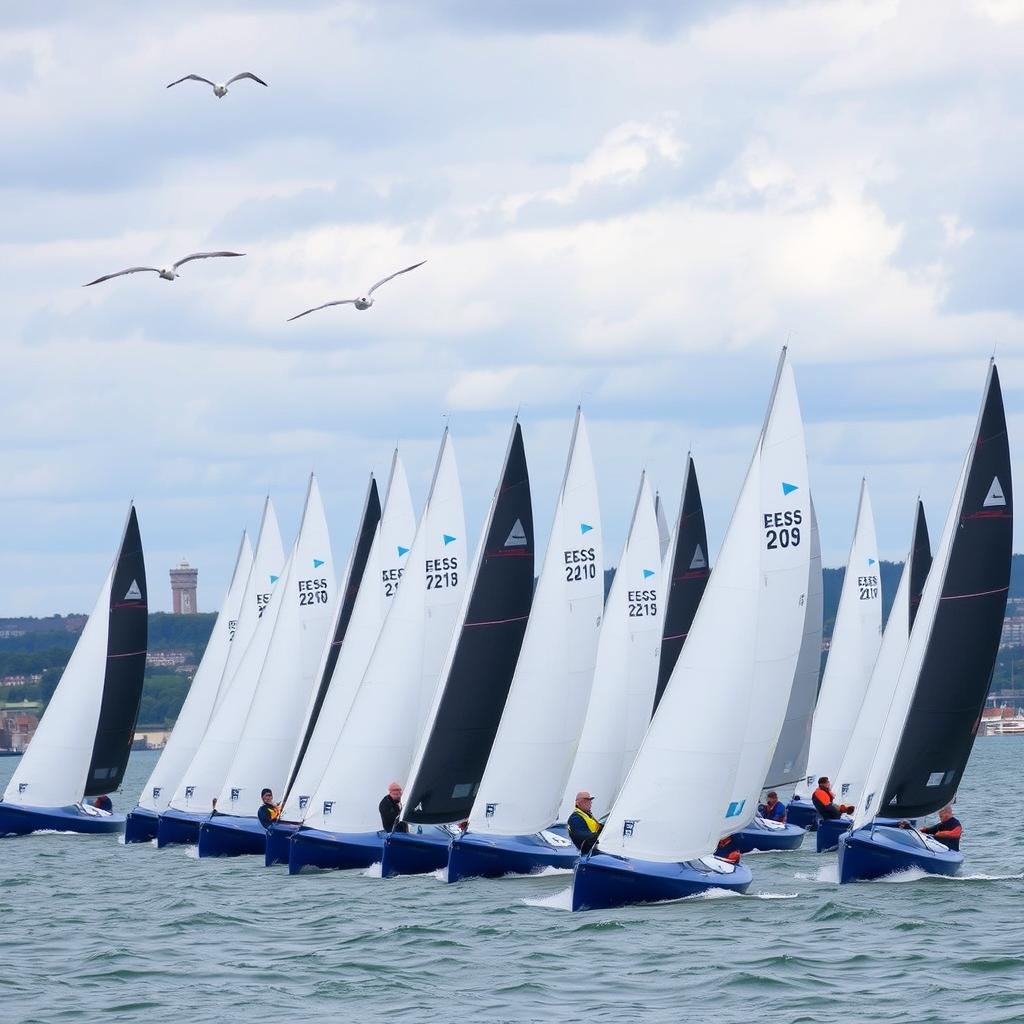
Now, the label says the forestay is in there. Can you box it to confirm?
[599,349,807,863]
[802,480,882,793]
[855,362,1012,827]
[138,531,253,811]
[763,498,823,788]
[216,475,335,816]
[836,501,931,808]
[169,499,285,813]
[301,431,466,833]
[5,506,148,808]
[280,457,414,821]
[470,410,604,836]
[560,472,662,821]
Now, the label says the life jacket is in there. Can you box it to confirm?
[270,804,281,821]
[812,787,834,809]
[573,806,601,833]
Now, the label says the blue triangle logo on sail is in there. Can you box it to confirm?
[580,523,593,534]
[443,534,457,546]
[983,476,1006,508]
[867,558,875,566]
[504,518,528,547]
[397,546,410,557]
[782,482,798,495]
[642,569,655,579]
[313,559,325,569]
[269,575,279,584]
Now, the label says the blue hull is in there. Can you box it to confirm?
[447,831,578,882]
[0,801,124,837]
[156,808,207,848]
[288,827,385,875]
[733,817,805,853]
[380,827,454,877]
[838,825,963,883]
[785,798,817,830]
[124,806,161,843]
[264,821,300,866]
[198,815,267,858]
[571,852,752,911]
[815,815,852,852]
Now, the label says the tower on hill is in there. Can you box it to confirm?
[169,560,198,614]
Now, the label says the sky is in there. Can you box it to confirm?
[0,0,1021,615]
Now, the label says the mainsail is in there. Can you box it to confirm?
[855,362,1012,826]
[5,505,148,807]
[403,420,535,826]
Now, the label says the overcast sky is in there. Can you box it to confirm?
[0,0,1020,616]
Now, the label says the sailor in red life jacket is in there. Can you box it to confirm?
[811,777,854,820]
[716,835,742,863]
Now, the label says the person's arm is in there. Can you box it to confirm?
[934,824,962,841]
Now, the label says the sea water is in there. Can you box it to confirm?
[0,740,1021,1023]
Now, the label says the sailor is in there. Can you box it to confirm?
[901,806,963,851]
[92,794,112,813]
[256,788,280,829]
[759,791,786,823]
[567,791,602,853]
[811,777,853,820]
[716,835,742,863]
[379,782,408,833]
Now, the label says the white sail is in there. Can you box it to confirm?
[301,431,467,833]
[4,570,115,807]
[599,350,807,863]
[471,410,604,836]
[137,532,253,811]
[802,479,882,792]
[215,475,336,816]
[559,472,662,820]
[719,361,810,832]
[655,490,672,566]
[853,455,970,829]
[763,498,823,787]
[169,499,285,812]
[280,456,415,820]
[837,522,915,809]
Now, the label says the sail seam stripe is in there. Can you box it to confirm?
[940,585,1008,602]
[107,649,147,658]
[464,615,529,628]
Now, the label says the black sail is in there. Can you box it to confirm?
[908,499,932,631]
[880,362,1012,819]
[283,475,382,803]
[84,505,148,797]
[652,454,710,713]
[404,421,534,825]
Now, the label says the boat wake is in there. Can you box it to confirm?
[362,862,383,878]
[794,864,838,884]
[183,845,200,859]
[432,867,448,883]
[751,891,800,900]
[521,887,573,911]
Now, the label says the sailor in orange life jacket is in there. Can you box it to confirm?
[716,835,742,863]
[257,787,281,829]
[899,805,963,852]
[811,777,854,820]
[567,792,602,853]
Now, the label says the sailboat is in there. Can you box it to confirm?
[378,420,535,878]
[815,500,932,853]
[124,531,252,843]
[571,349,809,911]
[264,461,413,865]
[838,361,1011,883]
[557,473,663,828]
[787,480,881,831]
[446,410,604,882]
[198,474,335,856]
[157,498,285,846]
[733,498,821,853]
[287,431,467,874]
[0,506,147,837]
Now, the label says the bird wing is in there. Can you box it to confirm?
[287,299,357,322]
[367,260,427,295]
[166,74,216,89]
[226,72,269,87]
[172,251,245,270]
[83,267,160,287]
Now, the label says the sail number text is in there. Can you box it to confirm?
[298,577,329,606]
[382,567,404,597]
[565,546,598,582]
[858,574,879,600]
[627,588,658,617]
[763,509,802,550]
[426,556,459,590]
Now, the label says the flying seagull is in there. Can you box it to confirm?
[288,260,427,321]
[83,252,245,287]
[166,72,268,98]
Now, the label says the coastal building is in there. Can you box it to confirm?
[170,560,198,614]
[0,702,41,752]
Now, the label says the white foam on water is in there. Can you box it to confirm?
[533,865,574,877]
[33,829,78,836]
[936,871,1024,882]
[362,862,383,878]
[432,867,449,882]
[183,844,199,859]
[685,886,740,901]
[878,867,929,883]
[522,886,573,911]
[116,835,126,845]
[752,891,800,900]
[149,838,158,847]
